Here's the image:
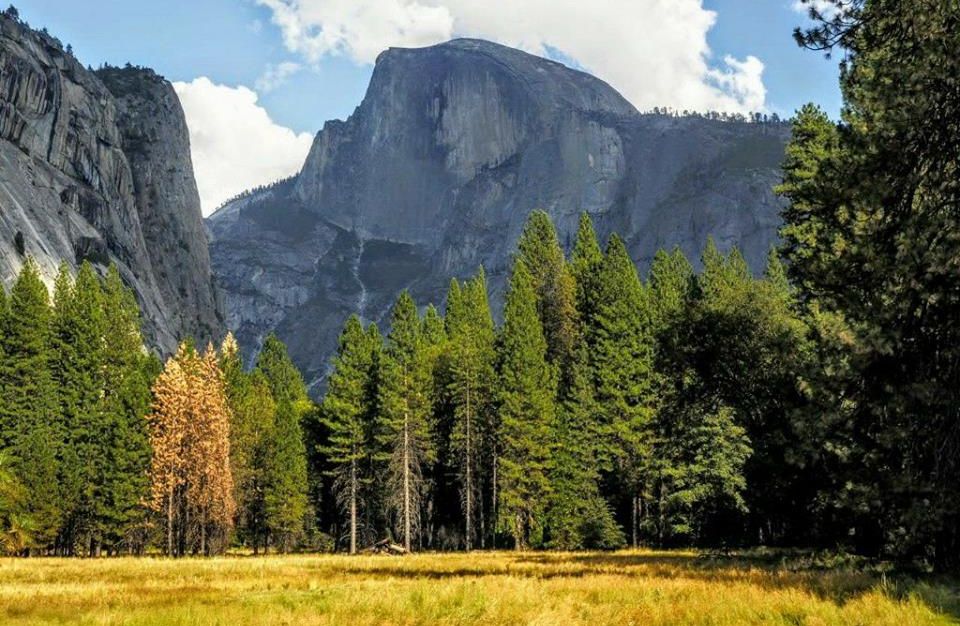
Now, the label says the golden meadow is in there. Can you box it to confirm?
[1,550,958,625]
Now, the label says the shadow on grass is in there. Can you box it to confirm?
[331,550,960,620]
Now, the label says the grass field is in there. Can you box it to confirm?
[1,550,958,625]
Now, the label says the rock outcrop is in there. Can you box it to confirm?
[0,11,223,353]
[208,38,790,392]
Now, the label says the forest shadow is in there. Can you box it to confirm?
[521,552,960,619]
[331,551,960,620]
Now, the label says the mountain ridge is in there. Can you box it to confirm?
[208,37,789,393]
[0,11,224,353]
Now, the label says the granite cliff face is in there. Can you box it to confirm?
[208,39,789,392]
[0,12,223,353]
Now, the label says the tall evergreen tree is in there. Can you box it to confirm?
[51,262,106,554]
[256,335,311,551]
[648,247,693,331]
[320,316,379,553]
[546,344,624,549]
[590,235,656,519]
[377,292,434,551]
[783,1,960,567]
[569,212,604,329]
[446,269,497,550]
[221,333,276,551]
[497,260,555,549]
[516,211,579,384]
[98,266,153,553]
[0,259,61,550]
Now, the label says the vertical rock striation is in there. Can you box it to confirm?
[208,38,791,393]
[0,12,223,353]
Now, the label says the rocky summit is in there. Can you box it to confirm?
[0,12,223,354]
[207,38,790,393]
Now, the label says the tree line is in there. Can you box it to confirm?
[316,213,804,553]
[0,260,312,556]
[1,0,957,570]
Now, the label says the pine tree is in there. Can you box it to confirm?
[377,292,434,551]
[652,394,750,544]
[648,247,693,331]
[0,259,61,550]
[148,344,235,556]
[546,344,624,549]
[51,262,107,553]
[0,451,33,555]
[320,316,380,554]
[98,266,153,553]
[256,335,310,552]
[194,345,236,554]
[497,260,555,549]
[446,269,497,550]
[362,323,385,540]
[569,212,604,329]
[221,333,275,551]
[590,235,656,535]
[516,211,579,385]
[419,303,447,548]
[147,351,188,556]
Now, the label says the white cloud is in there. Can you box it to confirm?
[257,0,767,114]
[259,0,453,64]
[173,77,314,215]
[255,61,302,92]
[791,0,845,18]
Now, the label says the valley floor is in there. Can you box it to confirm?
[0,550,958,625]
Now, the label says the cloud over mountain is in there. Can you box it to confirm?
[258,0,767,113]
[173,77,314,215]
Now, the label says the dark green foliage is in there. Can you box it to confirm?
[546,345,623,550]
[516,210,580,383]
[445,270,497,550]
[649,397,750,543]
[590,235,656,497]
[319,316,379,553]
[0,451,33,554]
[256,335,311,551]
[377,292,434,550]
[0,259,60,548]
[569,212,604,330]
[0,261,155,554]
[496,261,556,549]
[52,262,106,553]
[221,335,275,551]
[783,0,960,569]
[98,266,153,553]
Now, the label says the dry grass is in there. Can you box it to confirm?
[0,550,957,625]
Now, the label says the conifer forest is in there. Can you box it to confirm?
[1,0,959,598]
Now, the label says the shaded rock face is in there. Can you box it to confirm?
[208,38,789,393]
[0,13,223,353]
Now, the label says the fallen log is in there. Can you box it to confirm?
[367,539,408,555]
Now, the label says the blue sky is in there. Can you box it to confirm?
[14,0,843,213]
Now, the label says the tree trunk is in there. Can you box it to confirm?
[658,484,666,547]
[479,486,486,550]
[403,406,411,552]
[166,488,174,557]
[465,385,473,551]
[492,453,498,550]
[632,494,638,549]
[200,510,207,556]
[350,456,358,555]
[514,513,524,551]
